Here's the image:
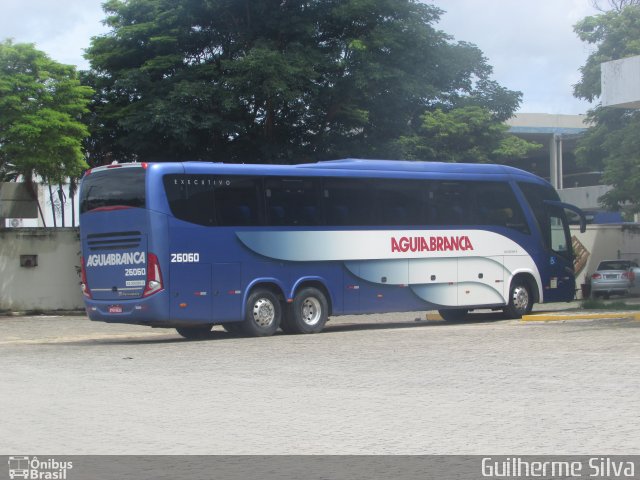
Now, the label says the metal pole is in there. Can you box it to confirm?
[550,133,558,189]
[557,135,564,190]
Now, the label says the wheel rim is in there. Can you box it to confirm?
[512,285,529,312]
[252,298,276,327]
[301,297,322,326]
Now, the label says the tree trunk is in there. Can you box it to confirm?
[48,184,57,227]
[24,174,46,227]
[58,182,66,227]
[69,178,77,227]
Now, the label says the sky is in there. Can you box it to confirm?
[0,0,601,115]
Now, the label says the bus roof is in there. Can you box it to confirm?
[302,158,529,176]
[194,158,545,183]
[93,158,549,185]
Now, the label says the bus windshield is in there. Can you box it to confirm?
[80,166,146,214]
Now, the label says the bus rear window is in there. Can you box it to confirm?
[80,167,146,214]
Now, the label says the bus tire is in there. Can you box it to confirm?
[176,325,213,340]
[286,287,328,334]
[242,289,281,337]
[504,279,533,319]
[438,309,468,322]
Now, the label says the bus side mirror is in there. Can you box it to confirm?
[545,200,586,233]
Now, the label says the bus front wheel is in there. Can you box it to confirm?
[176,324,213,340]
[283,287,328,334]
[504,280,533,319]
[242,289,281,337]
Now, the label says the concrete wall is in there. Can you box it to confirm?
[601,55,640,109]
[0,228,84,311]
[506,113,589,131]
[571,224,640,297]
[559,185,613,211]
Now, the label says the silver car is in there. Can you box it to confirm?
[590,260,639,299]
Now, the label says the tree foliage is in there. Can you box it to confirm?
[574,5,640,101]
[591,0,640,13]
[85,0,527,164]
[396,106,540,163]
[574,5,640,211]
[0,40,93,183]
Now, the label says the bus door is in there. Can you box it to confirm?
[169,263,212,323]
[542,202,584,302]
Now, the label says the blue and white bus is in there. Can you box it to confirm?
[79,159,585,338]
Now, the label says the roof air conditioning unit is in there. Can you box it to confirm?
[6,218,24,228]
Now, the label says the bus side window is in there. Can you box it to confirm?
[429,182,470,226]
[327,204,349,225]
[265,178,322,226]
[371,179,425,226]
[190,191,216,225]
[474,183,529,234]
[301,206,320,225]
[324,178,370,226]
[214,177,261,226]
[550,213,569,254]
[221,205,251,225]
[163,175,216,226]
[269,205,286,225]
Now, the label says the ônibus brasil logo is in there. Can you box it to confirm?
[391,235,474,253]
[8,456,73,480]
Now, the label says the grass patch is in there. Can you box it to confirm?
[581,298,640,310]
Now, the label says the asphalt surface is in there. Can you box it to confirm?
[1,307,639,455]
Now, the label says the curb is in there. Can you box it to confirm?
[521,311,640,322]
[425,311,640,322]
[0,310,86,318]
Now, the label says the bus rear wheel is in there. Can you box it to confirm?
[503,280,533,319]
[438,309,468,322]
[283,287,328,334]
[242,289,281,337]
[176,325,213,340]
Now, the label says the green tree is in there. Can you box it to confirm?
[574,4,640,211]
[0,40,93,223]
[85,0,526,164]
[396,106,540,163]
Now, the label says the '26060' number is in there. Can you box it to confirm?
[171,252,200,263]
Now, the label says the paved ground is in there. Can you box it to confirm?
[1,308,639,455]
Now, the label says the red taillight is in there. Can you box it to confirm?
[591,273,602,280]
[143,253,164,297]
[81,256,92,299]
